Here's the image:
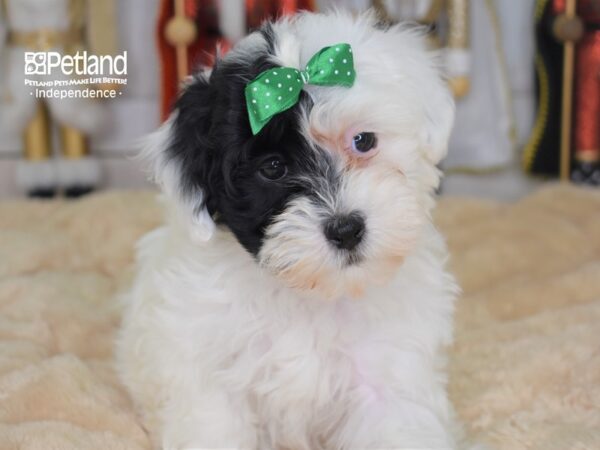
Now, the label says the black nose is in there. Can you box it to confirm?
[324,213,366,251]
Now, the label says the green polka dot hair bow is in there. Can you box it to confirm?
[245,43,356,135]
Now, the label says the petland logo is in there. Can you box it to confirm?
[24,51,128,99]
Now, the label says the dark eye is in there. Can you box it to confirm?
[258,157,287,181]
[351,132,378,153]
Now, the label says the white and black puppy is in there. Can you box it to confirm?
[118,10,464,450]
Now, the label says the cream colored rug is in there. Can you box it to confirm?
[0,185,598,449]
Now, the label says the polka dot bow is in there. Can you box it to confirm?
[245,43,356,135]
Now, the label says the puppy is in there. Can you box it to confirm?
[118,10,463,450]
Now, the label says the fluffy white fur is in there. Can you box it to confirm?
[16,158,57,190]
[56,156,102,188]
[117,11,468,450]
[16,156,102,193]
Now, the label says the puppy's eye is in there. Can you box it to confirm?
[351,132,378,153]
[259,157,287,181]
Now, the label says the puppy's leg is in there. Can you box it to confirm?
[160,388,256,450]
[117,319,256,448]
[338,397,457,450]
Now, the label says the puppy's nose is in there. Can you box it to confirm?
[324,213,365,251]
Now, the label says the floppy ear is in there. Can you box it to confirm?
[419,69,456,165]
[140,74,216,243]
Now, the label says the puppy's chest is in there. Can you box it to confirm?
[220,298,390,403]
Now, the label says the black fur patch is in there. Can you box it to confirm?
[166,25,336,256]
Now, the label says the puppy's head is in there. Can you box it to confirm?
[146,11,454,299]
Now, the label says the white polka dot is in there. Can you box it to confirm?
[287,74,291,79]
[252,99,256,103]
[253,87,257,92]
[343,59,347,63]
[265,79,270,83]
[266,92,270,96]
[349,48,352,53]
[273,71,278,75]
[347,71,351,76]
[297,79,301,83]
[278,83,282,88]
[278,96,282,100]
[320,70,324,74]
[334,70,338,74]
[329,58,333,63]
[335,47,340,51]
[289,87,293,91]
[265,105,270,109]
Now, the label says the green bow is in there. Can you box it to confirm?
[245,43,356,135]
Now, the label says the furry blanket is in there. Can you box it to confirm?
[0,185,598,449]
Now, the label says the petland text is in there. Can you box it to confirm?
[23,51,127,99]
[24,51,127,76]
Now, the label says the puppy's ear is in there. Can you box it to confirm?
[419,72,455,165]
[140,74,217,243]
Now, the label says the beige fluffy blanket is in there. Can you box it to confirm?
[0,185,598,449]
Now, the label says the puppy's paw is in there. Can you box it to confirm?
[161,422,253,450]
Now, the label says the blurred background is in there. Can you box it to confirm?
[0,0,598,200]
